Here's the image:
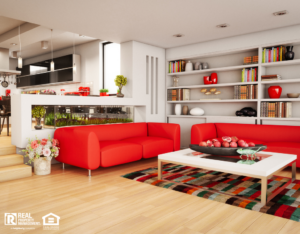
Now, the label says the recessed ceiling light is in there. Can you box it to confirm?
[273,10,288,16]
[10,43,17,46]
[216,24,229,28]
[79,34,85,37]
[173,34,184,38]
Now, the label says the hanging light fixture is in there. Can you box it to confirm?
[50,29,55,71]
[18,25,22,68]
[73,33,76,73]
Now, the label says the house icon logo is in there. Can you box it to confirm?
[42,213,60,226]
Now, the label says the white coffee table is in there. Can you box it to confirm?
[158,149,297,205]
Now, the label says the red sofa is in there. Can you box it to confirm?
[191,123,300,167]
[54,122,180,170]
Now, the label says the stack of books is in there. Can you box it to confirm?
[168,60,186,73]
[234,85,258,99]
[262,46,286,63]
[241,68,257,82]
[243,56,259,64]
[261,102,292,118]
[261,74,281,81]
[167,89,190,101]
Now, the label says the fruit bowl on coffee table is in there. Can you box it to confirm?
[189,144,267,156]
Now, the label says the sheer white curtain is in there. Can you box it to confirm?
[104,43,120,94]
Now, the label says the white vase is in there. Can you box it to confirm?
[190,107,205,116]
[34,157,51,175]
[185,61,193,71]
[175,104,182,115]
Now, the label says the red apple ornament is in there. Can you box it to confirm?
[214,141,221,147]
[222,142,230,148]
[231,136,239,142]
[222,136,231,142]
[238,140,245,147]
[199,141,207,147]
[230,142,237,147]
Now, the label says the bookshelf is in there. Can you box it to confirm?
[166,42,300,129]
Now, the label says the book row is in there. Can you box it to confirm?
[167,89,190,101]
[262,46,286,63]
[260,102,292,118]
[168,60,186,73]
[241,68,257,82]
[234,85,258,99]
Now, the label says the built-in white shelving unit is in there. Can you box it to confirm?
[166,42,300,127]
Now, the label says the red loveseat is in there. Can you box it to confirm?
[191,123,300,167]
[54,122,180,172]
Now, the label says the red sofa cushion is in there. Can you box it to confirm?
[100,141,142,167]
[91,123,147,141]
[191,123,217,144]
[122,136,174,159]
[215,123,300,143]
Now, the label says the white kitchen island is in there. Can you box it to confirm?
[11,94,146,148]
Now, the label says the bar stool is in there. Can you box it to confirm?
[0,98,11,136]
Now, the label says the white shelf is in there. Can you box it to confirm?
[261,59,300,67]
[167,99,257,103]
[261,98,300,102]
[168,115,258,119]
[167,64,258,76]
[261,78,300,84]
[260,117,300,121]
[167,82,258,89]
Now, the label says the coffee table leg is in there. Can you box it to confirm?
[292,162,296,181]
[261,177,267,206]
[158,159,162,180]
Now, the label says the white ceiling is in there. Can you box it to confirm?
[0,16,24,35]
[0,0,300,49]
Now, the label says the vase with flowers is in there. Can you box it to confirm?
[21,137,60,175]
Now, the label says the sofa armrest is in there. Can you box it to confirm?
[147,123,180,151]
[191,123,217,144]
[54,127,100,170]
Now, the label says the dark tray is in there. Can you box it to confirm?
[189,144,267,156]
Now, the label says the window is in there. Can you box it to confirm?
[103,42,120,94]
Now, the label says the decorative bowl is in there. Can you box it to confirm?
[189,144,267,156]
[287,93,300,98]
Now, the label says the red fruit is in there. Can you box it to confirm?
[238,140,245,147]
[230,142,237,147]
[212,139,219,143]
[222,142,230,148]
[231,136,239,142]
[244,143,249,147]
[248,142,255,147]
[199,141,207,147]
[214,141,221,147]
[207,142,214,147]
[222,136,231,142]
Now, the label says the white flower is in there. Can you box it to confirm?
[28,151,35,159]
[43,148,51,157]
[46,140,52,148]
[36,145,43,155]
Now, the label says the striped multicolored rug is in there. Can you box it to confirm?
[122,163,300,222]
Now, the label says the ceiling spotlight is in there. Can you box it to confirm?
[41,41,48,49]
[10,43,17,46]
[216,24,229,28]
[79,34,85,37]
[173,34,184,38]
[273,10,288,16]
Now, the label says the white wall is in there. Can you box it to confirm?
[23,40,102,95]
[121,41,166,122]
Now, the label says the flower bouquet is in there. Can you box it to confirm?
[22,137,60,175]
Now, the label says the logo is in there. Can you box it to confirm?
[42,213,60,230]
[4,213,17,225]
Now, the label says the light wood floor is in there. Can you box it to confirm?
[1,134,300,233]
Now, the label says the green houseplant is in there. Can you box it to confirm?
[32,106,46,130]
[100,89,109,96]
[114,75,127,98]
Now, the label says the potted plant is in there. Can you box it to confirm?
[32,106,46,130]
[100,89,109,96]
[114,75,127,98]
[21,137,60,175]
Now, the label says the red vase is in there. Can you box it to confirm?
[268,86,282,99]
[211,73,218,84]
[203,76,211,85]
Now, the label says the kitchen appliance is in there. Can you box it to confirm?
[78,87,90,96]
